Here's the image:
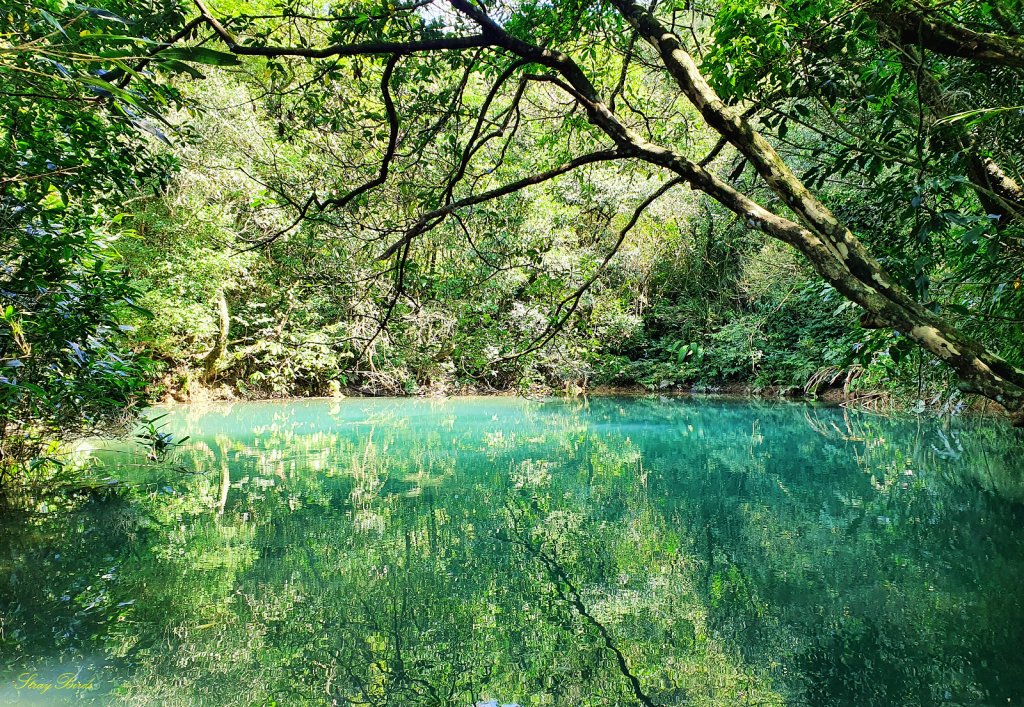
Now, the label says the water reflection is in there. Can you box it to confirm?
[2,396,1024,705]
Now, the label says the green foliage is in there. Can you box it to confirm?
[119,39,1015,405]
[702,0,1024,370]
[6,0,1024,486]
[0,0,195,481]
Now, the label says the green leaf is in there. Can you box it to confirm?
[943,303,972,317]
[155,47,242,67]
[21,382,50,399]
[156,59,207,80]
[936,105,1024,128]
[961,226,985,245]
[75,5,130,24]
[38,9,69,39]
[122,299,155,319]
[81,34,160,44]
[128,118,172,146]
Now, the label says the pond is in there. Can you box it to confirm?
[2,396,1024,705]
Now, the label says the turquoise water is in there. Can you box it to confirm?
[2,396,1024,705]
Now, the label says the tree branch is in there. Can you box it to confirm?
[875,4,1024,67]
[237,54,403,249]
[193,0,494,58]
[494,175,685,363]
[378,149,629,259]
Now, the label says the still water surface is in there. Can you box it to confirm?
[2,396,1024,705]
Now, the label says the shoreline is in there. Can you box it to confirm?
[153,381,1014,424]
[159,381,831,405]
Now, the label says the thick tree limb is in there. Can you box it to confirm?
[876,5,1024,67]
[611,0,1024,415]
[885,39,1024,224]
[967,156,1024,223]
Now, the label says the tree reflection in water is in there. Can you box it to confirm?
[2,396,1024,705]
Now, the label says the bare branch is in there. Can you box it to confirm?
[441,59,530,205]
[194,0,494,58]
[378,149,630,259]
[236,54,403,250]
[494,175,685,363]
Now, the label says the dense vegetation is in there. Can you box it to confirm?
[3,0,1024,482]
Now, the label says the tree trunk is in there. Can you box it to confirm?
[202,290,230,382]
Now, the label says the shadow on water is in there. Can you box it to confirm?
[2,396,1024,705]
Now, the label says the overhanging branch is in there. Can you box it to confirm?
[378,149,630,259]
[493,175,685,364]
[236,54,403,249]
[193,0,494,58]
[875,4,1024,67]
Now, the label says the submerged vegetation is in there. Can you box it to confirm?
[2,0,1024,471]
